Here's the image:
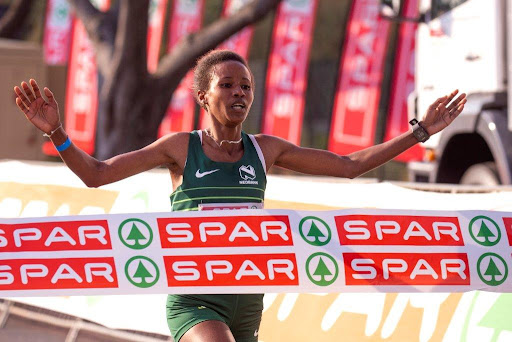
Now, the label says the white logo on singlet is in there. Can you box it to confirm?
[239,165,258,185]
[254,329,259,337]
[239,165,255,180]
[195,169,220,178]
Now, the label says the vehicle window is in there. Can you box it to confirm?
[432,0,469,19]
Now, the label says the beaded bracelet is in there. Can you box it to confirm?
[43,124,62,138]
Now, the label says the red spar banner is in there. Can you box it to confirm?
[147,0,168,73]
[50,0,110,156]
[262,0,318,145]
[199,0,255,129]
[158,0,205,137]
[384,0,423,162]
[43,0,73,65]
[328,0,390,155]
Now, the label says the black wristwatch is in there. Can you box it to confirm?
[409,119,430,143]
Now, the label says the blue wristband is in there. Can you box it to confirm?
[55,137,72,152]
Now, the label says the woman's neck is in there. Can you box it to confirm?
[203,126,243,154]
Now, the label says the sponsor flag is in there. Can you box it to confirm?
[158,0,205,137]
[147,0,168,73]
[199,0,255,129]
[261,0,318,145]
[328,0,390,155]
[384,0,423,162]
[44,0,111,156]
[43,0,73,65]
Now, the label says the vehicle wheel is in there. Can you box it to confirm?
[460,162,500,186]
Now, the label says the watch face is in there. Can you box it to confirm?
[409,118,419,125]
[414,128,429,142]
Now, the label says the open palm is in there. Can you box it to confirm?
[14,79,60,135]
[422,90,467,135]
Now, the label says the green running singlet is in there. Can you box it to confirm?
[166,130,267,342]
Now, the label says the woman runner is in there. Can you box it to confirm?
[14,50,466,342]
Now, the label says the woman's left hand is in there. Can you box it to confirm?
[421,90,467,135]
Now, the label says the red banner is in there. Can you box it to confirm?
[47,0,110,156]
[261,0,318,145]
[199,0,255,129]
[43,0,73,65]
[158,215,293,248]
[147,0,168,73]
[158,0,205,137]
[165,253,298,286]
[343,253,470,286]
[328,0,390,155]
[384,0,423,161]
[335,215,463,246]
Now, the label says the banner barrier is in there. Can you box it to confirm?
[262,0,318,145]
[1,208,512,297]
[328,0,390,155]
[3,161,512,340]
[158,0,205,137]
[43,0,73,66]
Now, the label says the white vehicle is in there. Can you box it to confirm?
[382,0,512,185]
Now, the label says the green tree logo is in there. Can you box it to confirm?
[469,216,501,246]
[118,218,153,250]
[299,216,331,246]
[125,256,160,288]
[477,253,508,286]
[306,252,338,286]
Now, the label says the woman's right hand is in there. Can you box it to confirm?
[14,79,60,135]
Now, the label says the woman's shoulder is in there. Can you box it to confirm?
[157,131,191,146]
[253,133,293,147]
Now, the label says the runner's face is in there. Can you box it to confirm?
[203,61,254,127]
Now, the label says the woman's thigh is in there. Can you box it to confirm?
[180,320,235,342]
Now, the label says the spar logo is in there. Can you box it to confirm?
[343,253,470,286]
[0,258,117,290]
[0,220,111,252]
[335,215,463,246]
[164,253,298,286]
[477,253,508,286]
[157,215,293,248]
[118,218,153,250]
[125,256,160,288]
[239,165,258,184]
[305,252,339,286]
[299,216,331,246]
[469,216,501,247]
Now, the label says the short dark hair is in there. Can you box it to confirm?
[192,50,253,108]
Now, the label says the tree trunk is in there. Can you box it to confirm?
[0,0,33,38]
[69,0,282,159]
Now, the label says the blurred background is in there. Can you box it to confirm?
[2,0,512,341]
[2,0,511,185]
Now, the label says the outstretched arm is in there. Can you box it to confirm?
[258,90,467,178]
[14,79,186,187]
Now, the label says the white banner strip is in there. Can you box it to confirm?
[1,209,512,296]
